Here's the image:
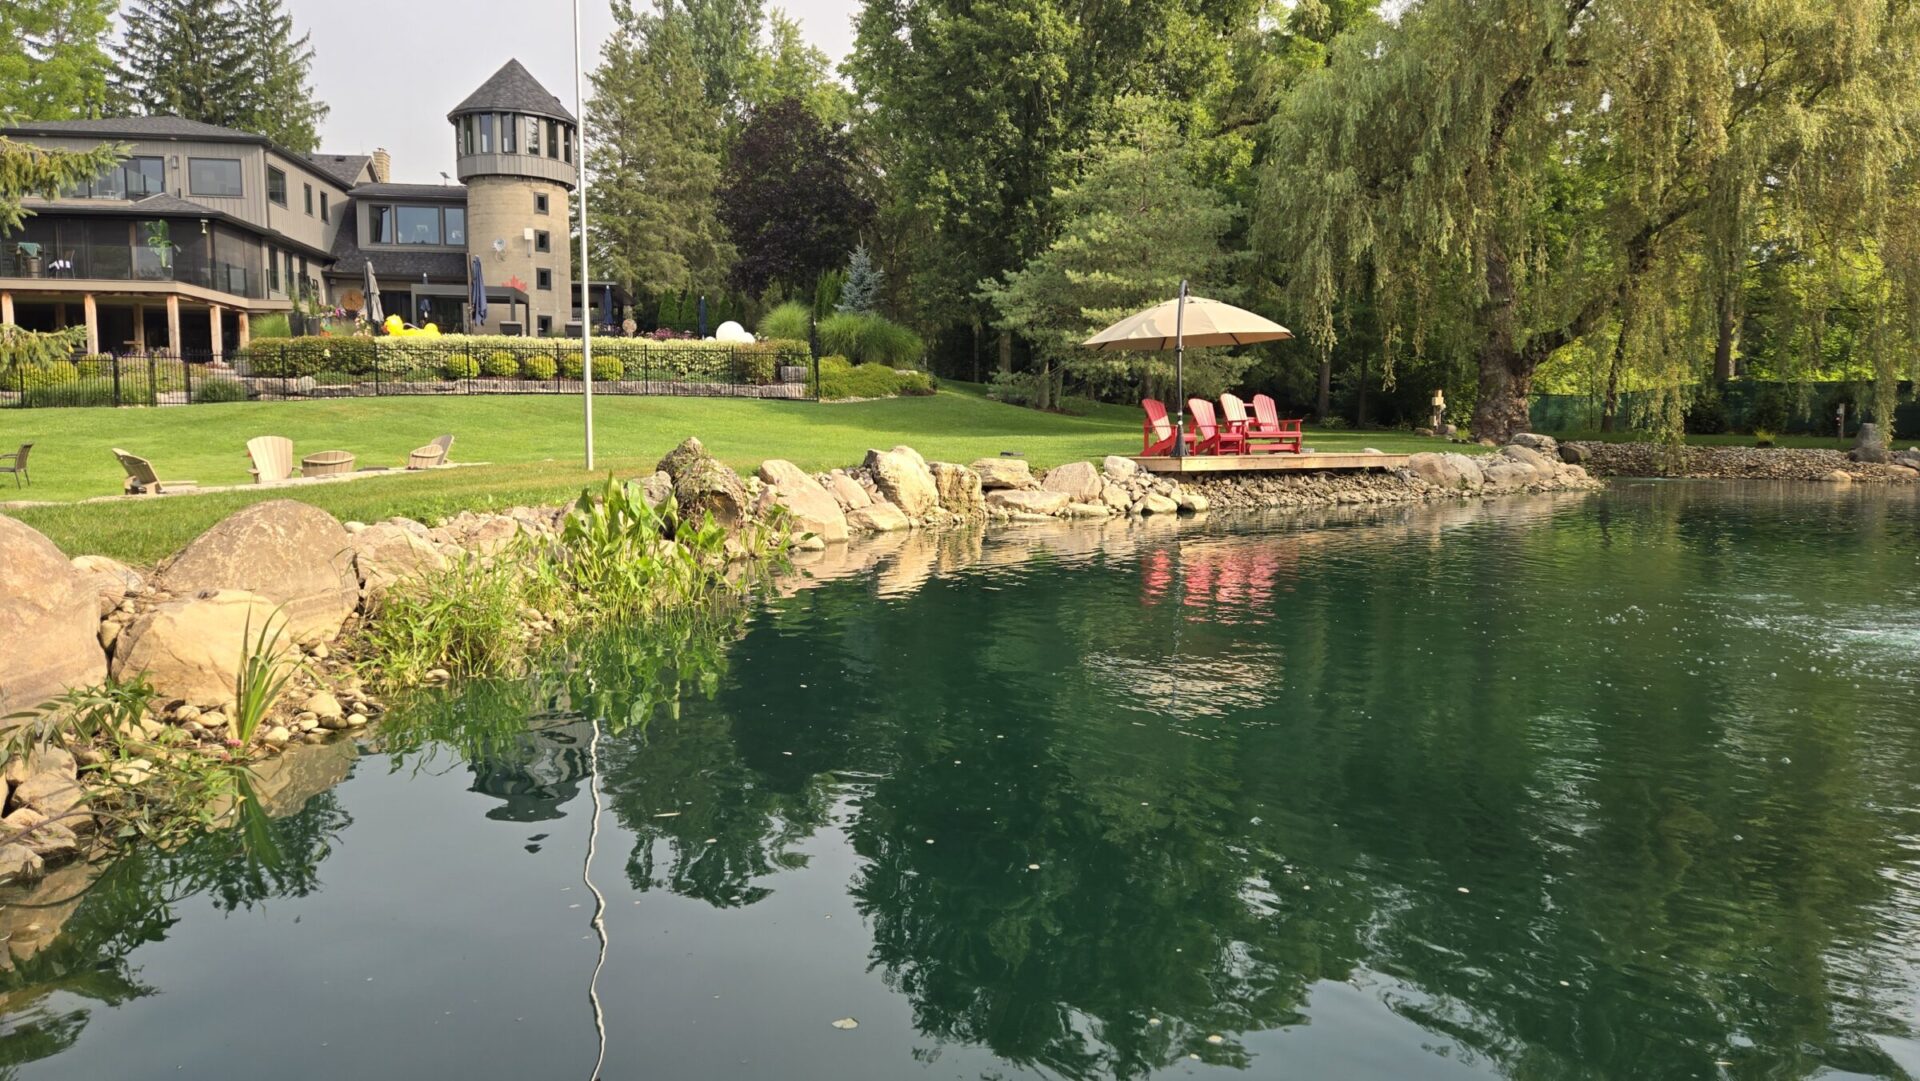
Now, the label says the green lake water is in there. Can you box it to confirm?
[4,481,1920,1080]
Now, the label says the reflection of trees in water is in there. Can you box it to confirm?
[0,787,351,1077]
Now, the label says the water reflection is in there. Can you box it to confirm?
[6,483,1920,1080]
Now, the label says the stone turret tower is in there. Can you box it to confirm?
[449,59,576,336]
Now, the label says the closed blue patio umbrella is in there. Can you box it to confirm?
[470,257,488,328]
[599,282,613,329]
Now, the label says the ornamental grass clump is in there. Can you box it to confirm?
[358,554,532,685]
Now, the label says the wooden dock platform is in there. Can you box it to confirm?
[1133,451,1410,474]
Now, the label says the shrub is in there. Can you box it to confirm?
[20,360,80,391]
[1685,387,1730,434]
[1747,384,1792,434]
[248,335,376,377]
[481,351,519,378]
[818,311,924,367]
[22,380,114,407]
[814,356,932,399]
[77,354,114,377]
[556,350,585,379]
[400,366,442,382]
[192,376,251,403]
[1753,428,1777,448]
[442,353,480,379]
[522,354,558,380]
[758,301,812,342]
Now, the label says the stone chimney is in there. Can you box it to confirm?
[371,148,391,183]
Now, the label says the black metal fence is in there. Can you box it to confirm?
[1,340,821,408]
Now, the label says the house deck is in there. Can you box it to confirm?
[1133,451,1410,474]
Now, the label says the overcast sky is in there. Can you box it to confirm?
[303,0,859,183]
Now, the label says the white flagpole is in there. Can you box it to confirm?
[573,0,595,470]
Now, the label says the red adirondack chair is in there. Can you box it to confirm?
[1187,398,1248,455]
[1141,398,1194,456]
[1251,393,1305,453]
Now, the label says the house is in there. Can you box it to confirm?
[0,59,602,355]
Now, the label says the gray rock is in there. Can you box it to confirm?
[1850,423,1890,463]
[350,522,450,597]
[1501,444,1557,471]
[1102,455,1142,480]
[758,459,850,543]
[0,517,109,717]
[1100,483,1132,511]
[0,843,44,883]
[673,457,752,530]
[1041,461,1104,503]
[825,472,872,510]
[654,436,711,482]
[158,500,359,645]
[112,590,292,709]
[1510,432,1559,454]
[985,489,1070,515]
[847,502,912,533]
[969,458,1037,491]
[637,471,674,508]
[1558,443,1591,464]
[12,770,85,820]
[928,462,986,517]
[864,447,940,517]
[1174,488,1210,513]
[1141,493,1179,515]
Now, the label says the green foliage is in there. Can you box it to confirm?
[522,354,558,380]
[758,300,812,341]
[818,311,923,367]
[556,349,585,379]
[814,355,932,399]
[114,0,328,154]
[836,243,883,314]
[21,359,80,390]
[0,0,115,121]
[191,376,250,403]
[480,351,519,378]
[1753,428,1776,448]
[249,313,292,339]
[358,554,532,685]
[245,336,376,377]
[812,270,844,319]
[230,610,301,747]
[442,353,480,379]
[0,324,84,374]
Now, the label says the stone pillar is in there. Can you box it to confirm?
[82,294,99,355]
[237,311,250,351]
[208,304,223,361]
[133,303,146,351]
[0,292,12,326]
[165,295,181,357]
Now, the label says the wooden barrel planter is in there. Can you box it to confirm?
[301,450,356,476]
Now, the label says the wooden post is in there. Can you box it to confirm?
[133,302,146,351]
[208,304,223,361]
[237,310,250,351]
[165,294,181,356]
[0,292,12,326]
[82,294,99,355]
[54,302,67,329]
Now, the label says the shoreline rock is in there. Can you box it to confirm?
[1562,441,1920,483]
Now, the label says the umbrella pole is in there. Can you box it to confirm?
[1172,279,1188,458]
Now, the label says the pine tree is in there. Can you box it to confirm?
[0,0,116,122]
[114,0,328,152]
[837,244,882,314]
[234,0,329,153]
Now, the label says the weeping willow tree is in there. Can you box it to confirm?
[1258,0,1920,443]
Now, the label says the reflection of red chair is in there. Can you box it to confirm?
[1252,394,1305,453]
[1187,399,1247,455]
[1141,399,1194,456]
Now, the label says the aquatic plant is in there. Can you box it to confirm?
[231,612,304,748]
[357,553,533,685]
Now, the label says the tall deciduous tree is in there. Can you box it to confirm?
[0,0,115,122]
[737,10,849,124]
[979,97,1247,409]
[588,0,735,296]
[716,98,869,297]
[1260,0,1920,442]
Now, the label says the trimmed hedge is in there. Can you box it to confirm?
[815,356,935,399]
[481,351,519,378]
[522,354,557,380]
[238,334,809,386]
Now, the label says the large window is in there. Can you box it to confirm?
[267,167,287,206]
[478,113,495,154]
[66,156,164,199]
[528,116,542,156]
[189,158,243,197]
[443,207,465,245]
[320,192,329,222]
[368,204,393,244]
[500,114,517,154]
[546,120,559,159]
[304,183,314,215]
[396,205,441,245]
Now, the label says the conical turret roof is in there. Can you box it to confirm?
[450,59,575,124]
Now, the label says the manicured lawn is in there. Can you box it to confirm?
[1,386,1470,563]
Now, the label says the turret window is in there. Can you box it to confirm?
[535,230,550,252]
[528,116,542,156]
[546,120,559,159]
[536,269,552,291]
[478,114,495,154]
[501,114,517,153]
[534,193,549,214]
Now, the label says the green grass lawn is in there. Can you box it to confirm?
[1,386,1468,563]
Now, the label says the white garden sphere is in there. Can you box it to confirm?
[715,320,754,343]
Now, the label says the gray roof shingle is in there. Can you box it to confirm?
[308,153,373,187]
[2,115,255,141]
[449,59,575,124]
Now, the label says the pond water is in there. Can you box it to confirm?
[5,482,1920,1080]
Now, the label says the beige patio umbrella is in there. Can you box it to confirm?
[1082,281,1292,456]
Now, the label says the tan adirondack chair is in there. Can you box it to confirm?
[430,433,453,462]
[246,435,296,483]
[113,448,196,495]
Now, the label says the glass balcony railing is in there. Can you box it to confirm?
[2,239,263,299]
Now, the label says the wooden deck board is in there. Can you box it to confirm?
[1133,452,1410,474]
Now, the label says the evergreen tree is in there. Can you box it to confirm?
[587,1,735,298]
[234,0,329,153]
[0,0,116,122]
[1,137,123,232]
[837,244,882,314]
[115,0,328,152]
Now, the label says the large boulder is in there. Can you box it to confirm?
[865,447,940,518]
[1510,432,1559,454]
[158,500,357,644]
[825,472,872,510]
[1559,443,1592,465]
[111,590,292,709]
[349,523,450,597]
[986,489,1070,515]
[1850,423,1891,464]
[1443,453,1487,489]
[1041,461,1104,503]
[673,457,751,529]
[969,457,1037,491]
[1405,452,1466,490]
[71,555,143,616]
[655,436,711,481]
[1501,444,1558,472]
[1102,455,1142,481]
[0,517,108,716]
[928,462,986,517]
[757,459,849,544]
[1480,458,1539,491]
[847,502,911,533]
